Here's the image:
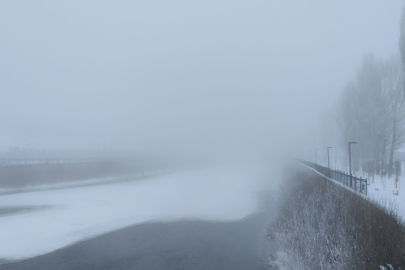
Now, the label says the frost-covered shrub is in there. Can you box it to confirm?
[267,166,405,269]
[267,170,359,269]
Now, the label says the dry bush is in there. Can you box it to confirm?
[267,164,405,269]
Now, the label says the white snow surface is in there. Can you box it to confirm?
[308,164,405,224]
[0,163,276,261]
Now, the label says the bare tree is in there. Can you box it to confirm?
[338,54,391,170]
[382,55,405,176]
[400,6,405,75]
[400,5,405,98]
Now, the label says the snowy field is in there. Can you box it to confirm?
[0,163,277,262]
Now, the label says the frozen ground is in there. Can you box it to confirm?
[360,170,405,222]
[311,163,405,223]
[0,162,277,262]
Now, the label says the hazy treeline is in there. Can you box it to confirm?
[329,7,405,176]
[338,53,404,175]
[0,156,195,189]
[0,161,142,189]
[0,147,137,159]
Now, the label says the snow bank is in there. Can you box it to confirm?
[0,162,277,261]
[307,165,405,223]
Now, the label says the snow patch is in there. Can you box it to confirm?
[0,163,278,261]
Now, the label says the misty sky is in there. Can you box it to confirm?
[0,1,403,156]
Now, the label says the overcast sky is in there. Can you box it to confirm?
[0,0,403,156]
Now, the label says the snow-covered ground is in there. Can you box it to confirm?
[311,163,405,222]
[0,163,277,262]
[359,170,405,222]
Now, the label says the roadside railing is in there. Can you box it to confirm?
[300,160,368,196]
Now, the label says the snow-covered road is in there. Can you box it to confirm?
[0,163,278,262]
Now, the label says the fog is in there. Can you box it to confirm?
[0,0,403,158]
[2,3,405,268]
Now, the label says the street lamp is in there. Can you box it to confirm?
[349,142,357,187]
[315,149,319,164]
[327,147,333,169]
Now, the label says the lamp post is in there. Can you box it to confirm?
[103,138,106,160]
[327,147,333,169]
[315,149,319,164]
[349,142,357,187]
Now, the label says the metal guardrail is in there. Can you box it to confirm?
[300,160,368,196]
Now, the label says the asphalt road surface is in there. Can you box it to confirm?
[0,194,277,270]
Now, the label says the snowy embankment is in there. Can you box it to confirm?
[309,165,405,223]
[366,176,405,223]
[268,165,405,270]
[0,163,276,262]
